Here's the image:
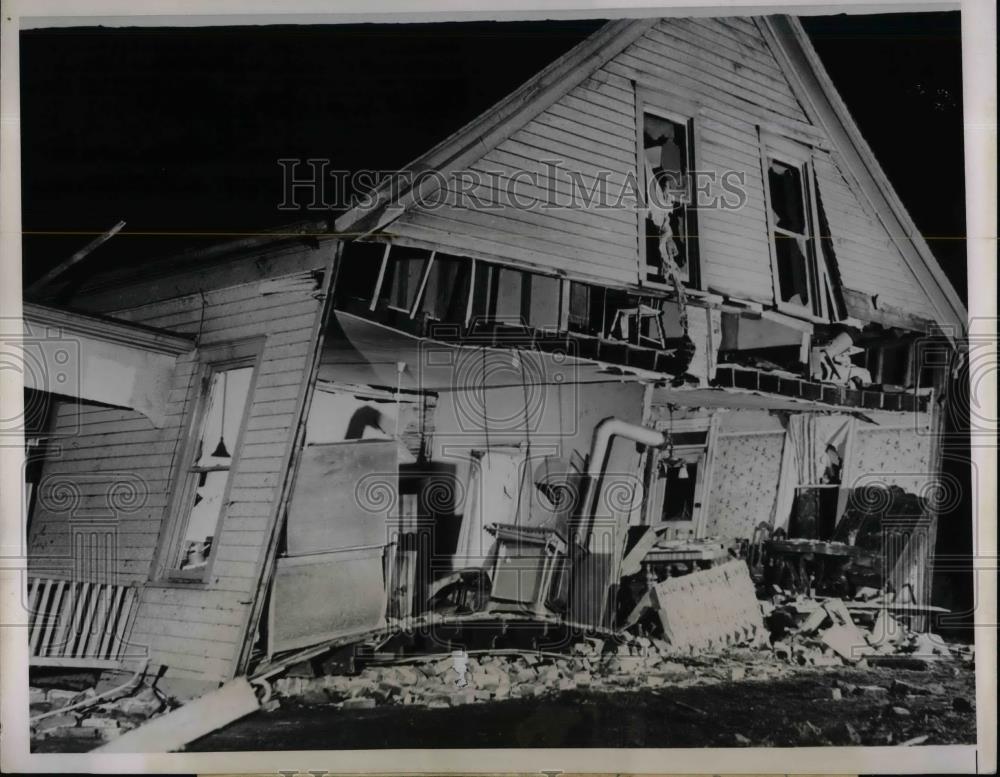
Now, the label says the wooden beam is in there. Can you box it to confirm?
[94,677,259,753]
[23,302,193,355]
[842,288,937,333]
[26,220,125,296]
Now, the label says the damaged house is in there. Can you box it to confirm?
[20,14,968,745]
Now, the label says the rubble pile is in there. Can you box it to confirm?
[763,594,969,668]
[271,634,783,710]
[30,683,170,745]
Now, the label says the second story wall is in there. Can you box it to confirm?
[385,16,942,326]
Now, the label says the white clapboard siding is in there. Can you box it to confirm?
[390,16,940,317]
[28,252,325,682]
[812,150,937,318]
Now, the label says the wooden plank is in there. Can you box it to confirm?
[269,548,387,654]
[519,117,636,165]
[29,579,53,655]
[98,585,126,660]
[96,678,259,753]
[546,98,635,138]
[497,133,637,194]
[29,657,132,670]
[25,579,42,644]
[50,582,76,658]
[632,34,803,115]
[39,580,66,656]
[67,581,90,658]
[139,601,247,627]
[76,582,101,660]
[130,615,243,643]
[394,210,636,281]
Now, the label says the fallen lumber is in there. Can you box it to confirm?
[93,677,259,753]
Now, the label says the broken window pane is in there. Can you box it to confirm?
[642,112,696,286]
[644,114,687,199]
[768,156,819,312]
[775,233,811,308]
[768,161,806,234]
[177,364,253,571]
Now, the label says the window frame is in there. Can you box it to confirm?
[760,133,835,322]
[152,338,263,584]
[635,89,702,292]
[646,443,708,535]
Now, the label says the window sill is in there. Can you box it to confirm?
[145,576,210,590]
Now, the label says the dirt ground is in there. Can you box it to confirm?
[184,661,976,751]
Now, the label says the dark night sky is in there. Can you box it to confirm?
[19,13,966,300]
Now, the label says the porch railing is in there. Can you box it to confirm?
[27,577,141,668]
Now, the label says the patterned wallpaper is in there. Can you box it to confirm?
[704,431,785,538]
[850,427,936,496]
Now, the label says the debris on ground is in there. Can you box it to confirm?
[762,590,959,669]
[30,676,177,746]
[270,632,783,710]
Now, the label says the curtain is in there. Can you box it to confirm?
[773,413,856,531]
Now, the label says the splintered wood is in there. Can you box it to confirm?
[649,560,766,652]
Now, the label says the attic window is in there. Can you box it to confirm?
[639,102,699,289]
[768,159,816,313]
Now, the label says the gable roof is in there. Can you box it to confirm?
[333,14,966,342]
